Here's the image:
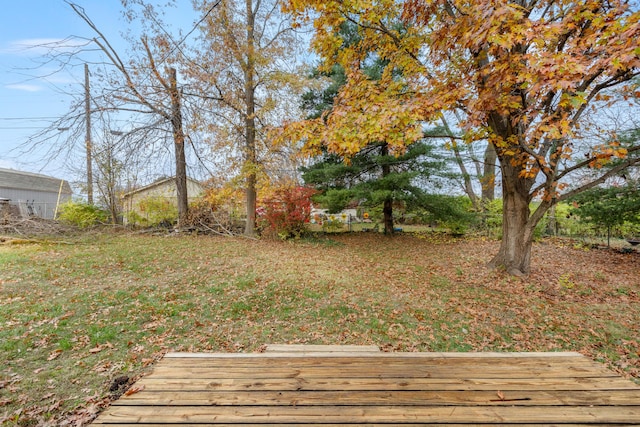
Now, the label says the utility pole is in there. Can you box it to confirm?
[85,63,93,204]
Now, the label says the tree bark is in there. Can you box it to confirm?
[243,0,257,237]
[488,190,533,275]
[382,197,394,235]
[85,63,93,205]
[380,143,394,234]
[481,143,497,201]
[169,67,189,228]
[487,156,537,276]
[483,109,546,276]
[546,204,557,236]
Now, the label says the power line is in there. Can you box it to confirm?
[0,126,49,129]
[0,116,59,121]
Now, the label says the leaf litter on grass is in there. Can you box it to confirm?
[0,232,638,425]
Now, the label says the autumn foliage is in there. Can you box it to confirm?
[258,186,316,239]
[283,0,640,275]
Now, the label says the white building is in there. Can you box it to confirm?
[0,168,72,219]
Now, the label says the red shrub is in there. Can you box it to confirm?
[258,186,316,239]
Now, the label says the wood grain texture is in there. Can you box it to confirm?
[92,350,640,425]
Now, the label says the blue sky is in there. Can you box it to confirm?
[1,1,116,178]
[0,1,194,181]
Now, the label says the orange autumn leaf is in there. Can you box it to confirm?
[47,350,62,361]
[124,384,145,396]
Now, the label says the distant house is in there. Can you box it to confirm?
[310,208,360,224]
[0,168,72,220]
[121,177,204,225]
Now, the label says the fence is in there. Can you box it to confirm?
[473,210,640,247]
[0,199,61,220]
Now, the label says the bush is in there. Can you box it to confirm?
[258,186,316,239]
[198,181,246,218]
[416,195,475,232]
[470,200,597,239]
[322,216,345,233]
[58,201,109,228]
[568,184,640,240]
[126,196,177,227]
[184,198,245,234]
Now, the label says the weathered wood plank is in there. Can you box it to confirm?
[164,351,585,358]
[156,355,603,369]
[154,354,614,375]
[264,344,380,353]
[92,404,640,424]
[151,354,611,369]
[114,389,640,406]
[92,351,640,426]
[146,364,618,379]
[135,375,640,392]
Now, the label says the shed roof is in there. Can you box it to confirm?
[0,168,72,194]
[122,176,203,199]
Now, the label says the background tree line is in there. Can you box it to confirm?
[25,0,640,274]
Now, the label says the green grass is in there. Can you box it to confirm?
[0,231,638,425]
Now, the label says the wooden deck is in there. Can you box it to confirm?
[92,346,640,425]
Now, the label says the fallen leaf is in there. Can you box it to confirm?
[47,400,62,412]
[47,350,62,361]
[89,346,103,354]
[497,390,505,401]
[124,384,145,396]
[93,361,112,373]
[59,311,75,321]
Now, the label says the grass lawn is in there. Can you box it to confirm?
[1,231,639,425]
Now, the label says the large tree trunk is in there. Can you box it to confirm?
[487,156,538,276]
[243,0,257,237]
[245,169,257,236]
[169,67,189,228]
[546,204,557,236]
[481,143,497,201]
[85,63,94,205]
[380,143,394,235]
[383,197,394,235]
[485,110,542,276]
[488,187,534,276]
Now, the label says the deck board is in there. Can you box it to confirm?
[92,349,640,425]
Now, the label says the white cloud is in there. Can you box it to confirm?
[5,83,43,92]
[43,73,79,85]
[1,38,87,56]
